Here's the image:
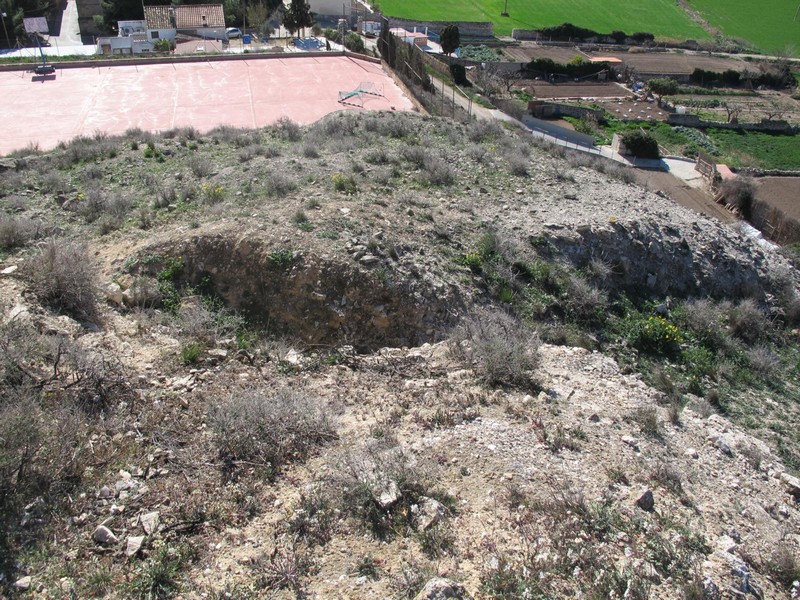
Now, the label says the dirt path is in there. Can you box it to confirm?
[636,170,737,223]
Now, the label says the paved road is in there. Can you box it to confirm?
[50,0,83,46]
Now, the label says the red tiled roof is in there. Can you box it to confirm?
[717,164,736,180]
[144,4,225,30]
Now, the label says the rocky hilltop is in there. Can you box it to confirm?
[0,112,798,598]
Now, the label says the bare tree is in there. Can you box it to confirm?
[496,68,524,94]
[762,99,788,121]
[474,66,500,99]
[722,102,743,123]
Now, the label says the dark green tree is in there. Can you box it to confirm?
[282,0,313,38]
[3,0,60,45]
[646,77,678,106]
[246,1,275,36]
[621,131,659,159]
[440,24,459,56]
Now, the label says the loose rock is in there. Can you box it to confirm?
[414,496,447,531]
[126,535,145,557]
[13,576,32,591]
[140,511,160,535]
[636,490,655,512]
[413,577,471,600]
[93,525,118,545]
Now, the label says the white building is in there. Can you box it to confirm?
[97,5,227,55]
[143,4,227,44]
[97,20,153,54]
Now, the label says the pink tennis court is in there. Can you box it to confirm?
[0,55,415,155]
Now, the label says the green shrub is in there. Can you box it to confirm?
[270,248,294,268]
[630,315,684,355]
[622,130,660,158]
[331,172,357,194]
[681,345,716,380]
[128,544,194,599]
[180,341,203,365]
[449,63,470,86]
[344,32,365,53]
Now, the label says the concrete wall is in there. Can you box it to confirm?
[98,36,132,55]
[189,27,227,41]
[119,20,147,36]
[98,35,161,54]
[149,28,177,42]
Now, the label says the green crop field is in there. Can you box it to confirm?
[377,0,710,39]
[687,0,800,55]
[707,129,800,170]
[584,119,800,171]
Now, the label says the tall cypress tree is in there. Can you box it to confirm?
[282,0,313,38]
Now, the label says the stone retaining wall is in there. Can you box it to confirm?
[667,113,796,133]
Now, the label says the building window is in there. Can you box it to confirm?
[151,30,160,39]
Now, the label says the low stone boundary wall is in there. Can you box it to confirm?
[739,169,800,178]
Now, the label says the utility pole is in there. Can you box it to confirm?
[1,11,10,48]
[501,0,509,17]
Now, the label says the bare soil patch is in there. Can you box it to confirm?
[636,170,736,223]
[508,43,748,75]
[528,81,629,99]
[756,177,800,221]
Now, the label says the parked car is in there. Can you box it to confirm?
[226,27,242,39]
